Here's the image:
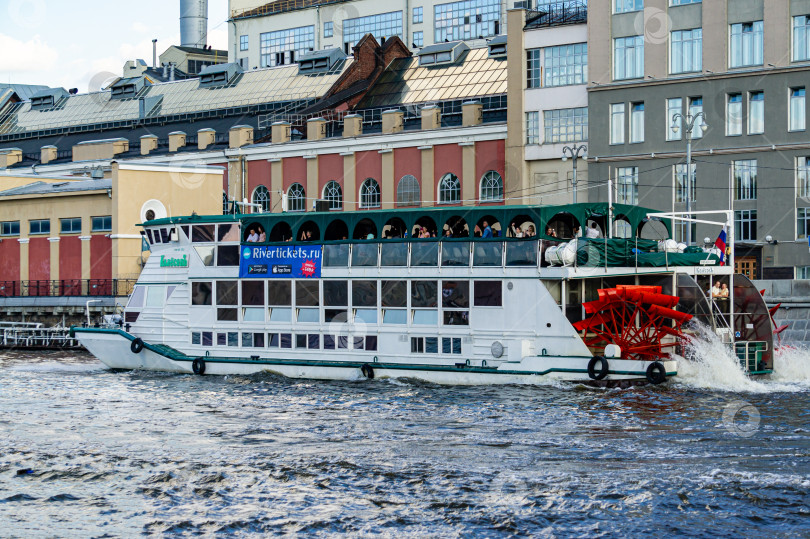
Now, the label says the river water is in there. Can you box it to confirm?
[1,340,809,537]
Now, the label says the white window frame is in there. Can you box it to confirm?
[790,87,806,132]
[748,91,764,135]
[667,98,683,141]
[359,178,381,209]
[630,102,645,143]
[726,93,743,136]
[610,103,625,144]
[614,36,645,80]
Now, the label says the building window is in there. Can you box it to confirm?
[689,96,704,138]
[610,103,625,144]
[343,11,403,51]
[252,185,270,213]
[798,266,810,279]
[735,209,757,241]
[793,15,810,61]
[670,28,702,74]
[527,48,542,88]
[727,93,743,136]
[667,98,683,141]
[616,167,638,205]
[29,219,50,235]
[543,43,587,87]
[479,171,503,202]
[733,160,757,200]
[287,183,306,212]
[91,216,112,232]
[790,87,806,131]
[730,21,763,68]
[630,102,644,143]
[674,164,696,203]
[413,6,423,23]
[798,157,810,198]
[748,91,764,134]
[434,0,500,43]
[324,21,333,38]
[670,0,701,4]
[799,208,810,239]
[1,221,19,236]
[323,181,343,210]
[240,35,249,51]
[674,215,696,244]
[438,173,461,204]
[260,26,314,67]
[413,31,423,48]
[615,0,643,13]
[397,175,420,207]
[60,217,81,234]
[359,178,381,209]
[526,111,540,144]
[543,107,588,143]
[614,36,644,80]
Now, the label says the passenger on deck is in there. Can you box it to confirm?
[482,221,493,238]
[258,226,266,243]
[525,225,535,238]
[586,223,602,239]
[711,282,722,298]
[511,222,523,238]
[545,226,557,238]
[246,229,259,242]
[720,283,729,298]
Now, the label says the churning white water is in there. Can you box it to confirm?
[677,323,810,392]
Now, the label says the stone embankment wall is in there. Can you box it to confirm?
[754,280,810,345]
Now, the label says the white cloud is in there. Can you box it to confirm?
[0,33,58,73]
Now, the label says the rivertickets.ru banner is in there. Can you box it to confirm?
[239,245,322,278]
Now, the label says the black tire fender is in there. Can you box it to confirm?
[130,338,144,354]
[646,361,667,385]
[192,357,206,375]
[587,356,609,380]
[361,364,374,379]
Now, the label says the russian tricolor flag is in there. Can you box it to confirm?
[714,228,727,266]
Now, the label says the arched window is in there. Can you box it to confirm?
[222,192,230,214]
[397,175,420,207]
[479,171,503,202]
[438,173,460,204]
[359,178,381,209]
[287,183,305,212]
[322,181,343,210]
[252,185,270,213]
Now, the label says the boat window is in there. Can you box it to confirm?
[125,312,140,323]
[325,309,348,323]
[217,308,238,321]
[353,336,365,350]
[218,223,240,242]
[411,337,424,353]
[324,334,335,349]
[506,241,539,266]
[382,281,407,307]
[354,309,377,324]
[473,242,503,266]
[412,310,438,325]
[441,242,470,266]
[296,334,307,348]
[338,335,349,349]
[268,281,291,305]
[474,281,502,307]
[145,229,154,244]
[128,286,146,308]
[425,337,438,353]
[268,308,292,322]
[216,281,238,305]
[442,281,469,308]
[241,281,265,306]
[217,332,239,347]
[383,309,407,324]
[202,332,213,346]
[381,243,408,266]
[297,308,319,323]
[542,280,562,305]
[280,333,292,348]
[241,333,253,347]
[295,281,319,306]
[442,337,462,354]
[194,246,215,266]
[352,243,378,267]
[324,244,349,267]
[309,334,320,349]
[366,336,378,351]
[146,286,166,308]
[411,242,438,266]
[324,281,348,306]
[352,281,377,307]
[217,245,240,266]
[192,225,215,242]
[191,332,201,345]
[166,286,176,300]
[443,311,469,326]
[254,333,266,347]
[160,228,171,243]
[191,282,212,305]
[411,281,438,307]
[181,226,190,240]
[242,308,264,322]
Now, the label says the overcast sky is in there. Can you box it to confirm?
[1,0,229,92]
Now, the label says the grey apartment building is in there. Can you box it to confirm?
[586,0,810,280]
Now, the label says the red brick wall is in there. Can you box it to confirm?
[318,153,343,194]
[433,144,463,204]
[282,156,307,192]
[59,236,82,282]
[90,235,112,280]
[0,240,19,284]
[475,140,506,203]
[248,159,272,196]
[28,238,50,282]
[354,150,383,207]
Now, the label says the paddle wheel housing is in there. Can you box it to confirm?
[573,285,693,361]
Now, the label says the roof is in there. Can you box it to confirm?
[357,46,506,108]
[0,83,51,101]
[0,178,111,197]
[232,0,349,19]
[417,41,467,56]
[172,46,228,56]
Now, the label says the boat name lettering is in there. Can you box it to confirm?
[160,255,188,268]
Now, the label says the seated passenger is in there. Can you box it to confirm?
[246,229,259,242]
[258,226,266,242]
[585,223,601,239]
[482,221,493,238]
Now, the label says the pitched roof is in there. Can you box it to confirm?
[0,178,111,197]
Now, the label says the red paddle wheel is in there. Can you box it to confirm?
[573,285,693,361]
[760,289,789,350]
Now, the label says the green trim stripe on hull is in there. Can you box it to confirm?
[72,327,677,378]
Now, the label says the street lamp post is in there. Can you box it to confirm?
[670,111,708,245]
[562,144,587,204]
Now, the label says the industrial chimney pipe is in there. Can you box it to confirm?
[180,0,208,49]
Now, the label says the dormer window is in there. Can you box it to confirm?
[417,41,469,66]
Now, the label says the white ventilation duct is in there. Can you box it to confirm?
[180,0,208,49]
